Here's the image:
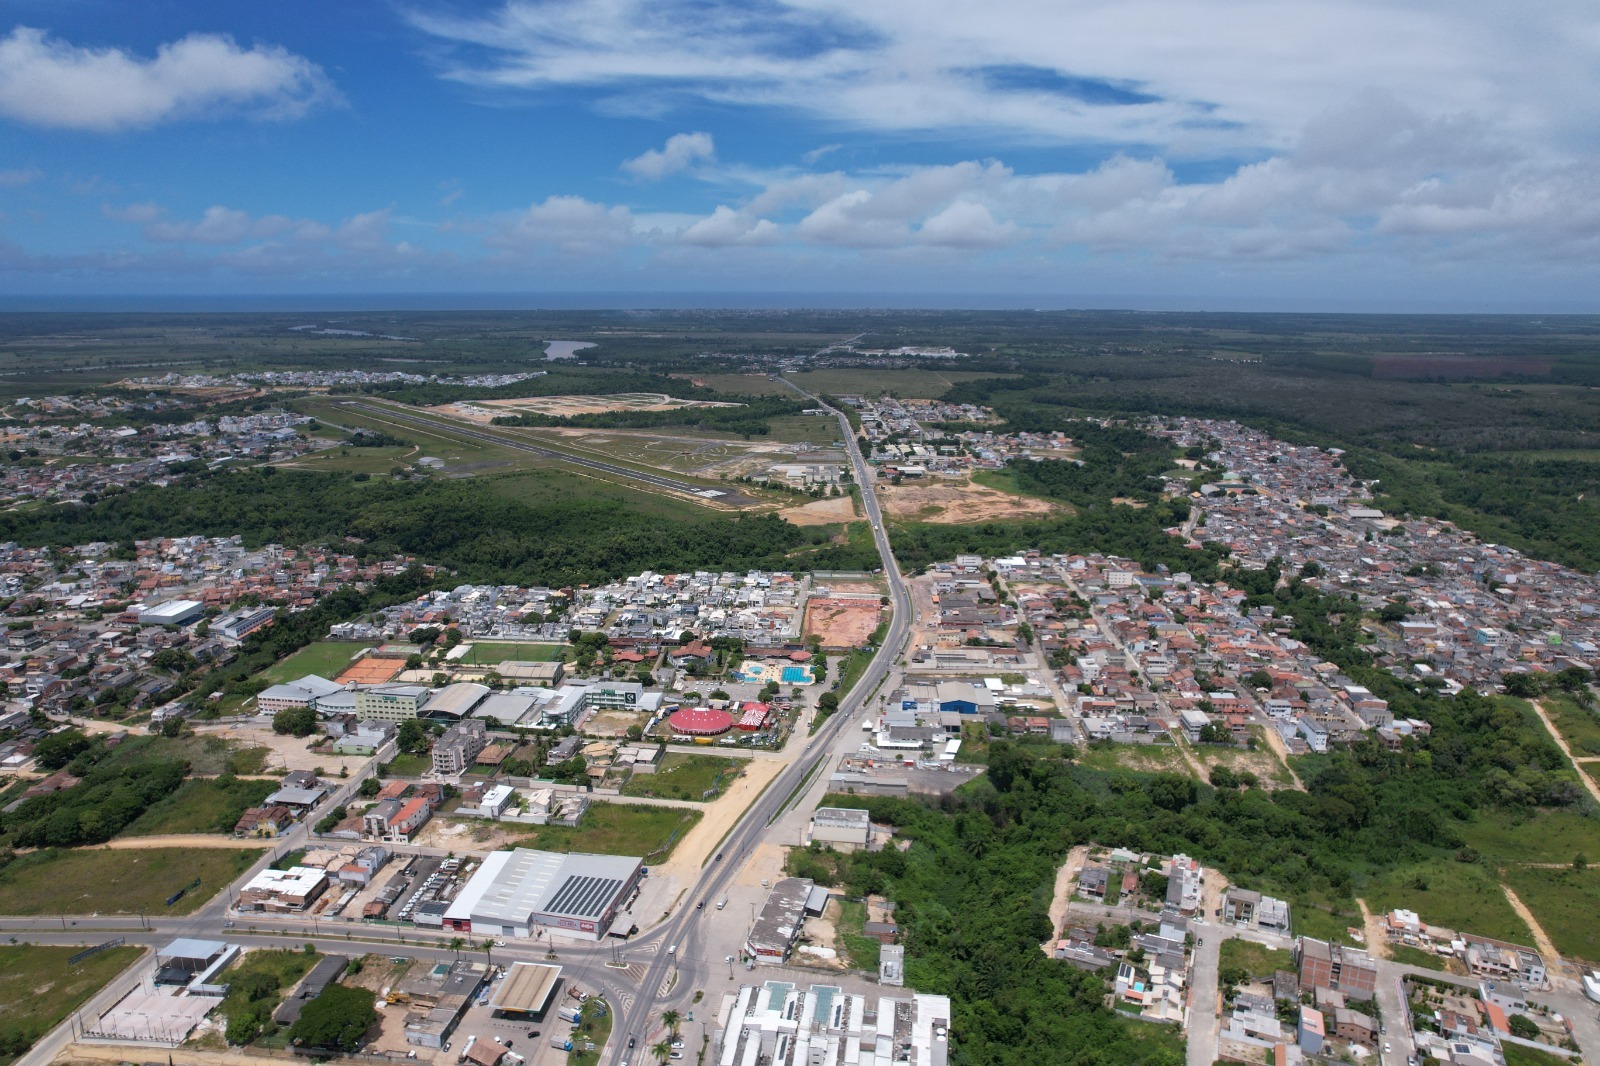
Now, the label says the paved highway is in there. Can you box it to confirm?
[595,382,914,1062]
[337,401,759,507]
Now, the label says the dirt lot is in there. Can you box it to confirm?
[782,495,859,526]
[193,720,372,777]
[803,598,884,649]
[878,479,1059,523]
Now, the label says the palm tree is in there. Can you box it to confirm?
[482,938,495,971]
[449,936,464,961]
[661,1010,680,1035]
[650,1040,672,1064]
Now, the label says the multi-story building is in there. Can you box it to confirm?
[1296,937,1378,998]
[433,719,489,776]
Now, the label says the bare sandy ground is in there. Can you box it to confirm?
[193,722,372,777]
[436,395,738,421]
[803,599,884,649]
[878,480,1058,524]
[648,756,788,887]
[782,495,859,526]
[1044,844,1091,946]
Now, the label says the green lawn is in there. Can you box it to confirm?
[1219,939,1293,979]
[256,641,366,685]
[459,641,564,665]
[510,802,702,861]
[123,776,279,836]
[1501,865,1600,963]
[1362,860,1533,945]
[620,754,743,802]
[282,445,416,474]
[786,369,1016,399]
[1457,808,1600,867]
[0,847,258,915]
[95,733,269,777]
[0,944,145,1066]
[484,468,714,521]
[1541,698,1600,757]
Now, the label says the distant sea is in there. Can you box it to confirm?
[0,292,1593,314]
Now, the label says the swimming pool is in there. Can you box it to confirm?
[781,665,813,683]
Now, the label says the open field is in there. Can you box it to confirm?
[509,802,702,860]
[785,369,1018,398]
[678,374,795,396]
[258,641,366,686]
[482,469,715,522]
[1361,860,1533,946]
[804,597,884,649]
[0,944,146,1066]
[1503,1042,1580,1066]
[123,777,279,836]
[620,754,744,802]
[214,948,319,1046]
[1219,938,1293,979]
[456,641,564,665]
[1191,737,1296,788]
[0,846,258,915]
[878,478,1059,524]
[1501,865,1600,962]
[1457,808,1600,867]
[1540,698,1600,757]
[97,733,271,778]
[782,495,858,526]
[1077,743,1190,775]
[280,444,417,474]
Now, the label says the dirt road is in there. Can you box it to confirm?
[1044,844,1091,945]
[1499,882,1568,972]
[90,835,275,850]
[1531,701,1600,805]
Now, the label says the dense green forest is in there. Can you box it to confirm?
[0,468,879,585]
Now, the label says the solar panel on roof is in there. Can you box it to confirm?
[542,875,622,919]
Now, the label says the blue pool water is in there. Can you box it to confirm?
[781,666,812,683]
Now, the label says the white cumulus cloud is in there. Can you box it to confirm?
[0,26,337,131]
[622,132,716,180]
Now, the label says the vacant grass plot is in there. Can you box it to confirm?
[124,776,278,836]
[484,469,714,521]
[1541,698,1600,757]
[214,948,319,1047]
[1077,742,1190,776]
[1219,938,1293,979]
[0,846,257,915]
[1362,860,1533,946]
[1502,1042,1579,1066]
[1457,808,1600,867]
[510,802,701,860]
[1501,865,1600,963]
[620,754,743,801]
[97,733,269,778]
[0,944,145,1066]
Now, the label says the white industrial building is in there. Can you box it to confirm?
[443,848,643,940]
[716,981,951,1066]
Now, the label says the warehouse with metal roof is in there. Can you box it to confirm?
[443,848,643,941]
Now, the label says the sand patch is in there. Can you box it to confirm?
[782,495,859,526]
[879,480,1060,523]
[804,598,884,649]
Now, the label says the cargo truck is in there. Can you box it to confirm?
[557,1005,583,1024]
[548,1036,572,1052]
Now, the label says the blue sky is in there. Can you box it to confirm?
[1,0,1597,308]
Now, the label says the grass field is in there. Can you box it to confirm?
[1219,939,1293,979]
[0,847,258,915]
[683,374,794,396]
[259,641,366,684]
[380,753,431,777]
[0,944,145,1066]
[97,733,270,777]
[124,776,278,836]
[1501,865,1600,962]
[1540,698,1600,757]
[1361,860,1533,946]
[567,997,613,1066]
[785,369,1016,399]
[510,802,702,860]
[484,468,719,521]
[458,641,564,665]
[1457,808,1600,867]
[620,754,743,801]
[1077,742,1190,775]
[1502,1043,1577,1066]
[835,898,881,970]
[1388,945,1448,972]
[281,444,416,474]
